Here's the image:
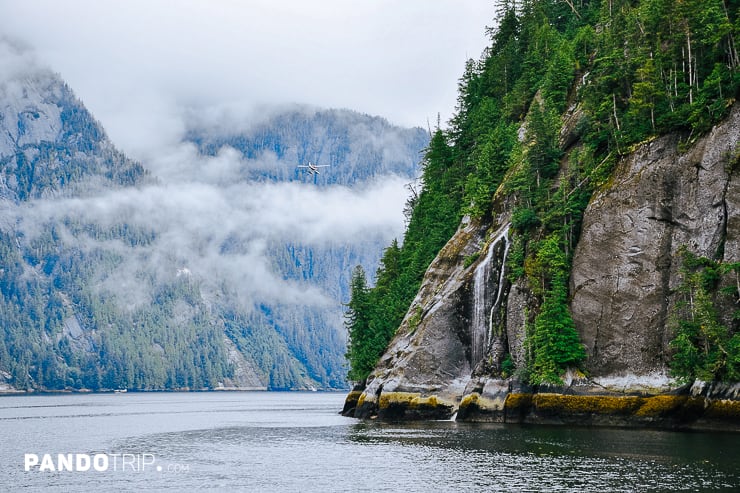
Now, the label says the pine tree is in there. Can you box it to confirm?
[670,250,740,382]
[344,266,373,382]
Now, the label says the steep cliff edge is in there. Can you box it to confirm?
[344,104,740,430]
[571,104,740,382]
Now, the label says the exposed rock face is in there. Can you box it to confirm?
[346,104,740,429]
[728,173,740,264]
[221,338,267,390]
[355,217,490,419]
[570,104,740,377]
[505,279,535,369]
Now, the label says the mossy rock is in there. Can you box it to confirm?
[505,393,533,412]
[533,393,643,416]
[356,392,367,409]
[353,392,378,419]
[456,392,481,421]
[378,391,420,410]
[454,392,533,423]
[408,395,439,410]
[341,390,364,416]
[377,391,453,420]
[704,399,740,420]
[634,395,689,418]
[459,392,480,410]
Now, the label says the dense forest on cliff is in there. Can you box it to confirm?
[346,0,740,384]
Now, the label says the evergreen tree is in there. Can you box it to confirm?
[670,250,740,382]
[344,266,373,382]
[527,234,586,383]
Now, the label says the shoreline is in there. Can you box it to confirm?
[0,387,350,396]
[342,378,740,433]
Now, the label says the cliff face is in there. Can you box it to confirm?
[345,104,740,429]
[571,104,740,382]
[350,218,491,418]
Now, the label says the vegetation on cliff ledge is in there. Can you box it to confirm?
[346,0,739,385]
[671,248,740,382]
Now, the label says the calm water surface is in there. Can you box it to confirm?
[0,392,737,492]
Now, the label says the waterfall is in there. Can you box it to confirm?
[470,223,511,369]
[489,227,511,337]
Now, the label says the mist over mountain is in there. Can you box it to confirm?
[185,106,428,186]
[0,42,428,391]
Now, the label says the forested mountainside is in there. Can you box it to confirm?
[188,107,427,186]
[0,57,427,392]
[344,0,740,428]
[0,70,148,199]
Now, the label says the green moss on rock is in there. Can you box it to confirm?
[634,395,688,417]
[533,394,643,416]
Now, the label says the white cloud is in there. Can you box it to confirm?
[13,160,409,309]
[0,38,38,80]
[0,1,491,314]
[0,0,493,158]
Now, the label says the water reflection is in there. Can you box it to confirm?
[1,392,738,492]
[345,421,740,492]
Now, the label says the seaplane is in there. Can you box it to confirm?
[297,161,330,175]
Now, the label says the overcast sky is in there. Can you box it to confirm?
[0,1,497,315]
[0,0,493,158]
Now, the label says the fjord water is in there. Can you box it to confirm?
[1,392,738,492]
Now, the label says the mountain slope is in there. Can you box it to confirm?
[187,106,427,186]
[0,50,428,392]
[0,65,147,200]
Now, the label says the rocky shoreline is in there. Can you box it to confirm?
[342,379,740,432]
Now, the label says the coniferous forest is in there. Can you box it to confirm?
[0,71,427,391]
[345,0,740,385]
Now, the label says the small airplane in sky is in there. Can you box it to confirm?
[297,162,330,175]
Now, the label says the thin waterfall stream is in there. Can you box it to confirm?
[471,223,510,369]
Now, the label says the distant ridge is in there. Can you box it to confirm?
[0,61,428,392]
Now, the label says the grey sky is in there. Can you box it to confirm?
[1,1,496,313]
[0,0,493,158]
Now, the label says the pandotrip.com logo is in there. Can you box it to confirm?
[24,453,189,473]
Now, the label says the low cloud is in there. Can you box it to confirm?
[13,159,410,310]
[0,37,417,314]
[0,0,492,159]
[0,38,37,80]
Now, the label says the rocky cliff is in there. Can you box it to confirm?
[343,104,740,430]
[571,105,739,382]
